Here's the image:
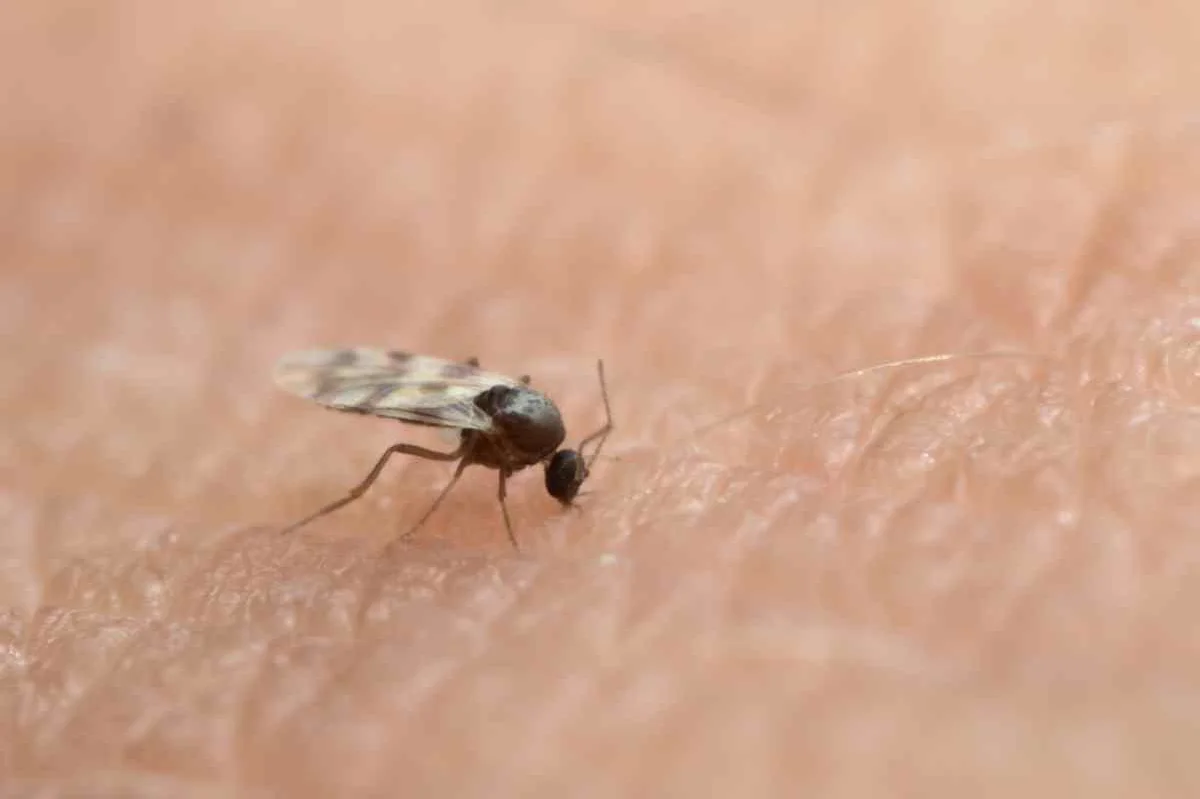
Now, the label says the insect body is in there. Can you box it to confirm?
[273,348,613,550]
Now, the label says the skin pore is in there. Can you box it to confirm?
[4,2,1200,796]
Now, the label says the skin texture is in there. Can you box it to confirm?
[4,1,1200,796]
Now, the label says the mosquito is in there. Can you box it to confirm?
[273,348,613,550]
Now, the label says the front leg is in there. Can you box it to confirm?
[496,470,520,551]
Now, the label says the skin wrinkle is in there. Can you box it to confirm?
[322,599,478,725]
[30,613,159,756]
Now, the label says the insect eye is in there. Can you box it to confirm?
[544,450,586,505]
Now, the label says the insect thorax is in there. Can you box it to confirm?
[472,385,566,469]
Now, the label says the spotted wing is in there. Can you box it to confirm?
[273,348,524,430]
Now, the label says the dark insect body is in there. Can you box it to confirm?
[273,349,613,550]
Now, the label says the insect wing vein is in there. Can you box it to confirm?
[274,348,522,430]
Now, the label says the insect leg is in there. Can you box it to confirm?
[280,441,465,535]
[395,456,472,543]
[496,470,520,551]
[578,359,614,468]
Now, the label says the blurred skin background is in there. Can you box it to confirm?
[4,1,1200,796]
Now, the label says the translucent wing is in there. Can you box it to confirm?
[274,348,524,430]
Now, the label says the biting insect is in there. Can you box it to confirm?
[273,348,613,550]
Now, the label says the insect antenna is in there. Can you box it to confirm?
[578,359,614,469]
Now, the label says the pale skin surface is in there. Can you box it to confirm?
[4,1,1200,796]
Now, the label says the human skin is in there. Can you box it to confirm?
[4,1,1200,796]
